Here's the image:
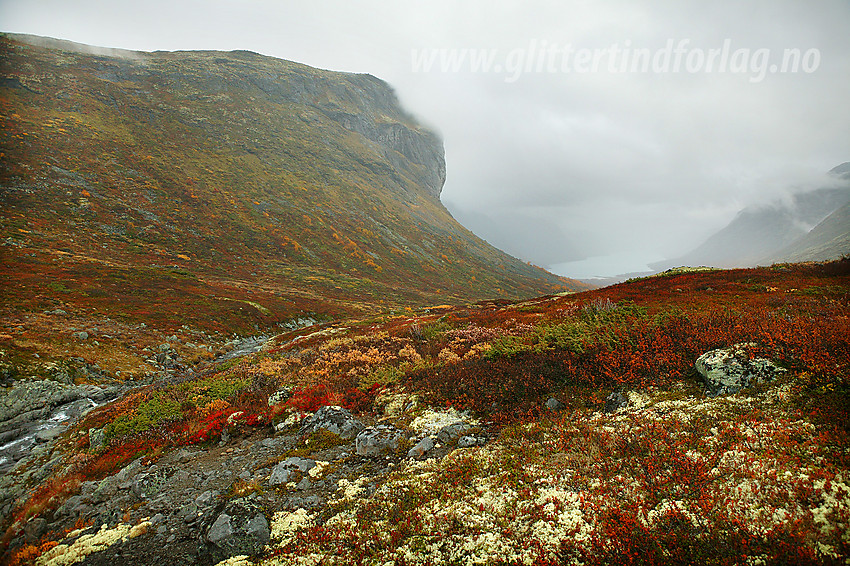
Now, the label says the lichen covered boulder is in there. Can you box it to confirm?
[299,406,364,440]
[356,425,404,457]
[695,344,787,395]
[206,497,270,560]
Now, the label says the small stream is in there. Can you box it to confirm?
[0,330,302,474]
[0,389,121,474]
[215,335,271,362]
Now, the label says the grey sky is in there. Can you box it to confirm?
[3,0,849,278]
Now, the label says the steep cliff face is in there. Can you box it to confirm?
[0,33,588,377]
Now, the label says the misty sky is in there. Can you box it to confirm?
[3,0,849,278]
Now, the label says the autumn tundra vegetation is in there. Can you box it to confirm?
[1,35,849,565]
[4,260,849,565]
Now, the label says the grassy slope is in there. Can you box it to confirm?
[0,35,588,379]
[6,261,849,564]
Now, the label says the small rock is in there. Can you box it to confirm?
[180,503,199,522]
[545,397,565,411]
[604,392,629,413]
[72,331,89,341]
[356,425,403,457]
[407,436,435,459]
[195,490,218,507]
[436,421,472,444]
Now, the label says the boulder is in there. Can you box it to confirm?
[269,457,316,486]
[696,344,787,395]
[206,498,270,559]
[545,397,565,411]
[299,405,364,440]
[356,425,403,457]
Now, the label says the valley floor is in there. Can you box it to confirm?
[1,261,848,565]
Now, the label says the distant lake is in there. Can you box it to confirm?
[551,251,665,280]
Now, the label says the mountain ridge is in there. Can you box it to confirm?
[0,33,589,381]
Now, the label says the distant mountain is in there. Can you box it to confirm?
[653,163,850,270]
[767,201,850,263]
[0,33,588,377]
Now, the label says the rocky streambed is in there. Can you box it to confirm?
[2,397,484,565]
[0,380,127,475]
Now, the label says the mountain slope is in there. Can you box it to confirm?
[654,164,850,270]
[767,201,850,263]
[0,34,588,378]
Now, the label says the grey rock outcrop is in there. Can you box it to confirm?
[696,344,787,395]
[206,497,270,560]
[356,425,403,457]
[604,392,629,413]
[269,457,316,486]
[0,380,121,472]
[299,406,364,440]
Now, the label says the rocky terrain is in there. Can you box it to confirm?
[2,396,491,565]
[1,261,848,565]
